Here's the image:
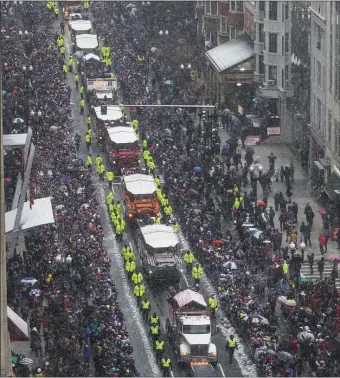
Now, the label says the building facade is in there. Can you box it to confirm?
[309,1,340,200]
[200,0,294,136]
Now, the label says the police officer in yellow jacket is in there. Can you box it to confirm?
[155,337,164,363]
[131,271,143,285]
[125,258,136,279]
[192,263,203,285]
[141,298,150,322]
[161,356,171,377]
[134,282,145,306]
[226,335,238,364]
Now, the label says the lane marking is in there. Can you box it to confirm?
[218,363,226,378]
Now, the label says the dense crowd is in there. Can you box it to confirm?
[4,2,136,377]
[92,2,340,377]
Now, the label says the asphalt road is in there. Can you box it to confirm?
[60,15,254,378]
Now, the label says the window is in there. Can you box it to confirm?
[282,36,284,55]
[285,65,289,80]
[197,1,204,6]
[285,4,289,20]
[313,58,315,82]
[259,54,265,74]
[335,122,340,156]
[259,1,265,12]
[183,325,210,334]
[230,1,243,12]
[285,32,289,52]
[259,23,264,43]
[317,98,321,129]
[269,1,277,20]
[269,65,277,81]
[229,27,236,40]
[316,24,322,50]
[336,62,340,98]
[282,68,284,88]
[220,16,227,33]
[330,33,333,92]
[313,95,315,124]
[317,61,321,86]
[328,112,332,142]
[205,1,211,14]
[211,1,217,15]
[282,4,284,22]
[269,33,277,53]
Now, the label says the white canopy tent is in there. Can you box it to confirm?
[124,174,156,195]
[69,19,92,32]
[96,92,113,100]
[107,127,137,144]
[140,224,179,249]
[94,105,122,121]
[76,34,98,50]
[3,133,27,150]
[8,306,28,338]
[5,197,54,234]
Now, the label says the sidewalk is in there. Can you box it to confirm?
[217,125,334,262]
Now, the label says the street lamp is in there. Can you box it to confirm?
[236,82,242,87]
[18,30,22,36]
[187,63,191,69]
[147,1,150,5]
[30,110,35,117]
[159,30,163,36]
[289,242,296,251]
[66,255,72,264]
[180,64,184,70]
[142,1,145,4]
[24,30,28,36]
[55,254,62,263]
[258,164,263,172]
[165,30,169,36]
[37,110,42,118]
[29,65,33,71]
[22,65,26,72]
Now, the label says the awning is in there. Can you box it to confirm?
[324,172,340,201]
[94,105,122,121]
[8,306,28,339]
[205,37,254,73]
[314,161,324,170]
[140,224,179,248]
[124,174,156,195]
[3,133,27,150]
[5,197,54,234]
[69,19,92,32]
[107,127,137,144]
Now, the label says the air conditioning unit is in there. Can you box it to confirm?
[101,105,107,115]
[267,80,276,86]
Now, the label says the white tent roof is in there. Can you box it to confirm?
[76,34,98,50]
[3,133,27,149]
[5,197,54,234]
[69,20,92,32]
[140,224,179,248]
[124,174,156,195]
[173,289,207,308]
[107,127,137,144]
[206,37,254,73]
[94,105,122,121]
[8,306,28,338]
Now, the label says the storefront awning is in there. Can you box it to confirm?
[206,37,254,73]
[8,306,28,338]
[5,197,54,234]
[324,172,340,201]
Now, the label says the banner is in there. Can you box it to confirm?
[267,127,281,136]
[245,135,260,146]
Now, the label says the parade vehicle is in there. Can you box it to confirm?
[69,19,92,36]
[166,289,218,366]
[103,126,140,175]
[63,1,82,19]
[136,224,182,285]
[123,174,160,221]
[75,34,98,52]
[187,361,216,377]
[93,105,125,142]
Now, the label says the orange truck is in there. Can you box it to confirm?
[123,174,160,221]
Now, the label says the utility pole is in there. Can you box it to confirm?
[0,58,12,377]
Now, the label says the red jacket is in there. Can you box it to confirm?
[318,234,326,246]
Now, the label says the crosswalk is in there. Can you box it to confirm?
[300,261,340,289]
